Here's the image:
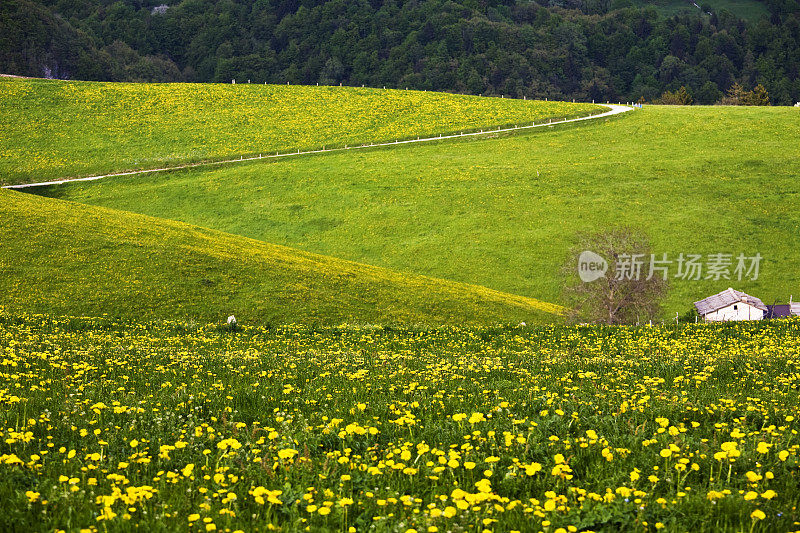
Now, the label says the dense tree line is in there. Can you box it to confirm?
[2,0,799,104]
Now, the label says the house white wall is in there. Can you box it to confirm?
[704,302,764,321]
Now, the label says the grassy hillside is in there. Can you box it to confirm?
[0,189,562,325]
[0,78,601,185]
[42,105,800,317]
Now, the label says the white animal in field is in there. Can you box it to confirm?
[227,315,237,327]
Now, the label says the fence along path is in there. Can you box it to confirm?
[4,104,634,190]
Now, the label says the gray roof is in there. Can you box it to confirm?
[694,288,768,315]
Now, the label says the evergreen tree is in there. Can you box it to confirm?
[656,85,693,104]
[746,83,771,105]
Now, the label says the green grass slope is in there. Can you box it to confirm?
[0,189,562,325]
[0,78,601,185]
[43,105,800,317]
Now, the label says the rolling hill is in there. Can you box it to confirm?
[0,78,601,185]
[38,104,800,317]
[0,188,562,325]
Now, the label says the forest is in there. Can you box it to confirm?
[1,0,799,104]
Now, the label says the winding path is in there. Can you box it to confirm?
[4,104,634,190]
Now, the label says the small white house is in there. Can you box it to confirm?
[694,288,767,321]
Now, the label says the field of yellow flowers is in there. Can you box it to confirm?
[1,312,798,532]
[0,78,601,185]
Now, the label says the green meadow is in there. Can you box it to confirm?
[38,104,800,317]
[1,80,800,533]
[1,314,799,532]
[0,78,600,186]
[0,189,561,324]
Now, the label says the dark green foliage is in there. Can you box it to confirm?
[0,0,184,82]
[1,0,799,104]
[0,0,109,80]
[717,81,772,104]
[655,85,694,104]
[748,83,772,105]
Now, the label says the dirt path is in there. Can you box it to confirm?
[3,104,634,190]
